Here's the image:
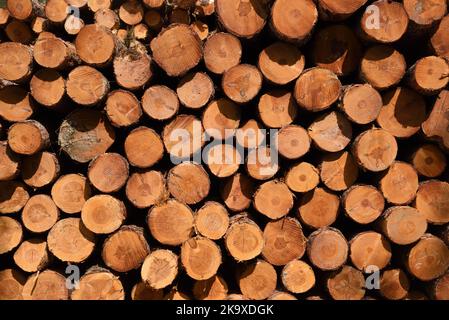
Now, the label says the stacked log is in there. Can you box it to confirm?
[0,0,448,301]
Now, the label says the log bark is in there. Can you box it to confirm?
[58,109,115,163]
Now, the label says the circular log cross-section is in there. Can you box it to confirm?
[282,260,315,294]
[202,98,241,140]
[352,128,398,172]
[113,50,152,91]
[406,235,449,281]
[203,32,242,75]
[327,266,365,300]
[75,24,116,66]
[342,185,385,224]
[162,114,204,159]
[307,228,348,271]
[181,236,222,280]
[124,126,164,169]
[379,206,427,245]
[0,216,23,255]
[141,249,178,289]
[238,260,277,300]
[298,187,340,229]
[71,268,125,300]
[126,170,167,209]
[177,72,214,109]
[147,199,194,246]
[0,142,20,181]
[285,162,320,193]
[258,90,297,129]
[150,24,202,77]
[0,86,34,122]
[258,42,305,85]
[105,90,142,127]
[0,42,32,82]
[81,195,126,234]
[0,269,26,300]
[142,85,179,121]
[88,153,129,193]
[380,161,419,205]
[66,66,109,106]
[270,0,318,43]
[47,218,95,263]
[22,194,59,233]
[411,144,446,178]
[7,121,49,156]
[361,46,406,91]
[262,217,306,266]
[222,64,262,104]
[294,68,341,112]
[253,180,294,219]
[225,214,264,262]
[0,181,29,214]
[30,69,65,108]
[195,202,229,240]
[380,269,410,300]
[51,174,91,214]
[349,231,392,272]
[13,239,49,273]
[339,84,382,125]
[320,151,359,192]
[22,270,68,300]
[167,162,210,205]
[102,226,150,272]
[216,0,269,39]
[21,151,60,188]
[415,180,449,224]
[360,0,409,43]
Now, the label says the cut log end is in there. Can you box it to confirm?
[141,249,178,289]
[307,228,348,271]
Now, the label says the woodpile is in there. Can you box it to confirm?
[0,0,449,301]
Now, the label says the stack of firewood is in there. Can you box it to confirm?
[0,0,448,300]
